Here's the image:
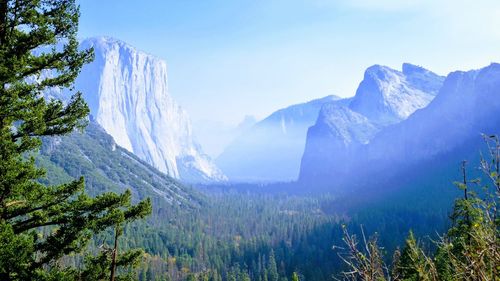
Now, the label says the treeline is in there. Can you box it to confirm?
[97,193,341,280]
[93,189,452,281]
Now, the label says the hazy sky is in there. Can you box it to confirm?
[77,0,500,127]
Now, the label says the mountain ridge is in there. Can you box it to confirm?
[72,36,226,183]
[299,63,500,194]
[38,120,203,207]
[299,63,445,182]
[216,95,343,182]
[349,63,444,125]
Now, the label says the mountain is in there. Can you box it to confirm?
[362,63,500,176]
[299,64,445,183]
[349,63,444,125]
[299,63,500,194]
[70,37,226,183]
[217,95,342,182]
[300,103,378,181]
[38,121,202,207]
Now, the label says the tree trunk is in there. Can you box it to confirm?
[0,0,7,45]
[110,225,119,281]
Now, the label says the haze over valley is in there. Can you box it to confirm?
[2,1,499,280]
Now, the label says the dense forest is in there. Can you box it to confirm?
[0,0,498,280]
[38,123,457,280]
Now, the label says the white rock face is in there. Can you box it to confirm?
[349,64,444,125]
[364,63,500,168]
[299,64,444,182]
[74,37,226,183]
[299,63,500,192]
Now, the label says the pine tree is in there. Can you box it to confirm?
[436,138,500,280]
[268,250,279,281]
[394,231,438,280]
[0,0,151,279]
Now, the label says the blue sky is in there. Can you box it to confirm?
[77,0,500,128]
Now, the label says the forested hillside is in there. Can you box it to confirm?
[38,121,201,207]
[38,121,459,280]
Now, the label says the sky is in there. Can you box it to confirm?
[76,0,500,153]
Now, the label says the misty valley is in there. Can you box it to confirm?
[1,1,499,281]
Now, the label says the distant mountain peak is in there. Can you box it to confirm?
[217,95,345,182]
[349,64,444,125]
[299,63,445,183]
[82,36,136,54]
[83,36,143,52]
[70,37,226,183]
[83,36,123,45]
[402,63,445,96]
[402,63,428,75]
[364,64,397,76]
[268,95,342,120]
[311,94,342,102]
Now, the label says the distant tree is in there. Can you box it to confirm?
[0,0,151,279]
[268,250,279,281]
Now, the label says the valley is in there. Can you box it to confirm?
[1,1,498,280]
[37,37,500,280]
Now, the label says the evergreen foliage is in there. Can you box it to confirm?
[0,0,151,279]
